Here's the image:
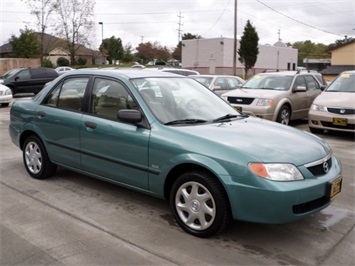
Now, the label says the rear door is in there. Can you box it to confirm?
[80,77,150,189]
[305,75,322,107]
[34,76,90,169]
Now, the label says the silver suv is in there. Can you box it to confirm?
[221,71,327,125]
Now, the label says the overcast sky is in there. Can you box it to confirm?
[1,0,354,50]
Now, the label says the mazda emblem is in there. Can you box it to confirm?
[323,161,329,173]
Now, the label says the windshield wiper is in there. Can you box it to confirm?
[165,119,208,125]
[213,114,240,122]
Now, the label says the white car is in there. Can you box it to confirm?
[55,66,75,75]
[189,75,245,96]
[0,84,13,107]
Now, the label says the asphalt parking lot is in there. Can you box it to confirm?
[1,100,354,265]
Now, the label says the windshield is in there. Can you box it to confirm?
[242,74,293,91]
[131,77,241,124]
[326,73,355,92]
[192,77,213,87]
[1,68,23,79]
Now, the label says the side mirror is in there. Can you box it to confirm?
[320,85,326,91]
[294,86,306,92]
[118,109,142,124]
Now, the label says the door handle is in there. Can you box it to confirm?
[84,121,97,129]
[37,111,46,117]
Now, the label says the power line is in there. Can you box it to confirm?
[256,0,344,37]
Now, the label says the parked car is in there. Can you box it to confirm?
[189,75,245,96]
[0,67,59,95]
[309,70,355,134]
[0,84,13,107]
[9,69,342,237]
[55,66,75,75]
[151,67,200,76]
[221,71,326,125]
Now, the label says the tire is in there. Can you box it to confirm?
[170,170,231,238]
[277,105,290,125]
[23,135,57,179]
[309,127,324,134]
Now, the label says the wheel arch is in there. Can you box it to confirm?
[19,130,42,150]
[273,99,292,121]
[163,162,231,213]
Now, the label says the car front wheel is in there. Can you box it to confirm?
[170,170,231,238]
[277,105,290,125]
[23,135,57,179]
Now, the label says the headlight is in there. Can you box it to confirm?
[221,95,228,102]
[256,98,274,106]
[249,163,304,181]
[5,89,12,95]
[311,104,327,112]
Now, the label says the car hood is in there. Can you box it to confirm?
[173,117,330,165]
[314,91,355,108]
[222,88,286,99]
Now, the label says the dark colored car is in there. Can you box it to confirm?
[0,67,59,95]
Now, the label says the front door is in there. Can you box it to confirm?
[80,77,150,189]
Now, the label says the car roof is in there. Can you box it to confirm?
[341,70,355,74]
[65,68,182,79]
[190,75,238,78]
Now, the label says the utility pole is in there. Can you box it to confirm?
[177,11,183,44]
[141,36,144,43]
[233,0,238,76]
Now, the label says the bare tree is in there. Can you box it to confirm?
[55,0,95,64]
[22,0,58,65]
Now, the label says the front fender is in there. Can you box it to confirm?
[272,98,292,121]
[149,152,249,196]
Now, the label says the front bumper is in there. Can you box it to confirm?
[309,110,355,133]
[225,155,342,224]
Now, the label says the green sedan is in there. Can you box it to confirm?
[9,69,343,237]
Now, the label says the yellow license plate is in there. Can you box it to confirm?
[330,176,342,200]
[333,117,347,126]
[234,106,242,112]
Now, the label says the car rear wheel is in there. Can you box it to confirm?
[277,105,290,125]
[170,170,230,238]
[23,136,57,179]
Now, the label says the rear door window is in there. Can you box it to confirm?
[305,75,320,90]
[46,77,89,111]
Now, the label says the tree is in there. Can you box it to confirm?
[122,43,135,63]
[292,40,330,66]
[135,41,171,64]
[10,28,39,58]
[238,20,259,76]
[102,36,124,64]
[172,33,202,61]
[55,0,95,64]
[22,0,58,65]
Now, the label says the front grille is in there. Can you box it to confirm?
[321,121,355,130]
[227,97,254,105]
[327,107,355,115]
[293,196,328,214]
[307,157,332,176]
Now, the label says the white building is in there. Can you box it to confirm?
[182,37,298,77]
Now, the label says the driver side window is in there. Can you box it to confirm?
[91,78,138,120]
